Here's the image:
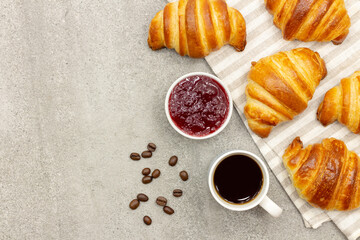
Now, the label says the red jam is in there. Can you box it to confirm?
[169,75,229,137]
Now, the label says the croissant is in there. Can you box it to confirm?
[265,0,351,45]
[244,48,327,138]
[283,137,360,211]
[148,0,246,58]
[317,71,360,134]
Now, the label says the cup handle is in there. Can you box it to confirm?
[259,195,283,217]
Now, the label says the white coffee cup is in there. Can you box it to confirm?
[208,150,283,217]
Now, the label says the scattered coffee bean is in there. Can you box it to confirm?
[130,152,141,161]
[142,176,152,184]
[163,206,174,215]
[137,193,149,202]
[173,189,183,197]
[143,216,152,225]
[156,196,167,206]
[179,170,189,181]
[147,143,156,152]
[142,168,151,176]
[129,199,140,210]
[142,151,152,158]
[152,169,161,178]
[169,156,178,166]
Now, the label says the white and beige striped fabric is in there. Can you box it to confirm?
[163,0,360,239]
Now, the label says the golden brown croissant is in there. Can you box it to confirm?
[317,71,360,134]
[148,0,246,58]
[283,137,360,211]
[244,48,327,138]
[265,0,351,45]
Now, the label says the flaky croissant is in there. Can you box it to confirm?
[317,71,360,134]
[283,137,360,211]
[244,48,327,138]
[265,0,351,45]
[148,0,246,58]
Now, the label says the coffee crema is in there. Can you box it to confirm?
[213,155,263,204]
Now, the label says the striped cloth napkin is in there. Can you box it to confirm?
[163,0,360,239]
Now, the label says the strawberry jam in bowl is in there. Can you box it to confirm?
[165,72,233,139]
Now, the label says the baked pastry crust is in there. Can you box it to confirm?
[317,71,360,134]
[283,137,360,211]
[148,0,246,58]
[244,48,327,138]
[265,0,351,45]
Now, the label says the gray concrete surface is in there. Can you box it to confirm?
[0,0,345,239]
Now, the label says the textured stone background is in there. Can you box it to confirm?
[0,0,344,239]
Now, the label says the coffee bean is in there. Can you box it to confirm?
[163,206,174,215]
[137,193,149,202]
[130,153,141,161]
[169,156,178,166]
[142,176,152,184]
[142,151,152,158]
[143,216,152,225]
[152,169,161,178]
[179,171,189,181]
[129,199,139,210]
[142,168,151,176]
[173,189,183,197]
[156,196,167,206]
[147,143,156,152]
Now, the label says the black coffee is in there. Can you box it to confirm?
[214,155,263,204]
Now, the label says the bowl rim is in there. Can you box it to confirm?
[164,72,233,140]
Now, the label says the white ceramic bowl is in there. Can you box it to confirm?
[165,72,233,140]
